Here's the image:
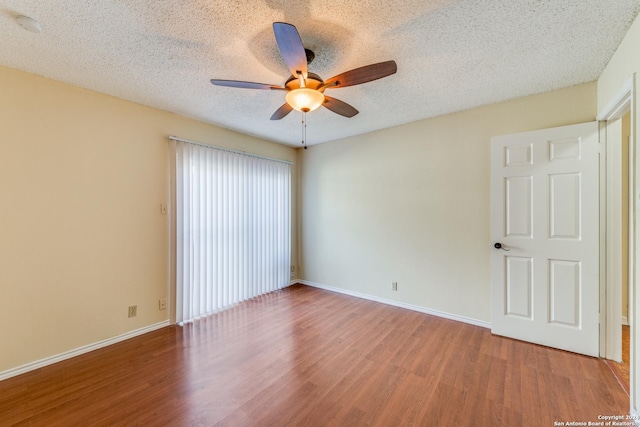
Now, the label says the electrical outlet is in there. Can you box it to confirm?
[128,305,137,317]
[159,298,167,310]
[290,265,295,278]
[392,282,398,291]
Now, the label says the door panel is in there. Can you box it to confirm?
[548,259,581,326]
[549,173,581,239]
[505,256,533,319]
[506,177,533,237]
[491,122,599,357]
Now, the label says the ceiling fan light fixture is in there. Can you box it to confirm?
[285,88,324,113]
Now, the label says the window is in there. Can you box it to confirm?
[170,138,291,323]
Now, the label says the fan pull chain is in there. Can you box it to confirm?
[301,111,308,149]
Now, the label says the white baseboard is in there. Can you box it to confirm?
[297,280,491,329]
[623,316,629,326]
[0,320,170,382]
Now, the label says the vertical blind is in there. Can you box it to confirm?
[171,138,291,323]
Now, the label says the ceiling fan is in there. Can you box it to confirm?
[211,22,397,121]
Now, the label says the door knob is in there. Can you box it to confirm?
[493,242,510,251]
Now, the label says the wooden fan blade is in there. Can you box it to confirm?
[270,103,294,120]
[210,79,284,90]
[324,60,397,88]
[322,96,359,118]
[273,22,308,79]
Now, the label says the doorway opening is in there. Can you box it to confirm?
[598,75,635,410]
[604,111,632,396]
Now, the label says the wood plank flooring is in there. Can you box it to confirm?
[0,284,630,426]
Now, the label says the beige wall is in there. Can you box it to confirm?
[598,11,640,413]
[0,65,297,373]
[298,83,596,323]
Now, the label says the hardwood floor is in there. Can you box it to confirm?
[0,284,630,426]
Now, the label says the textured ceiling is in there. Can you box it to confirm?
[1,1,639,147]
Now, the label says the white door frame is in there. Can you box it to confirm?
[597,74,635,409]
[600,111,623,362]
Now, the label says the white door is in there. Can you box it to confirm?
[490,122,599,357]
